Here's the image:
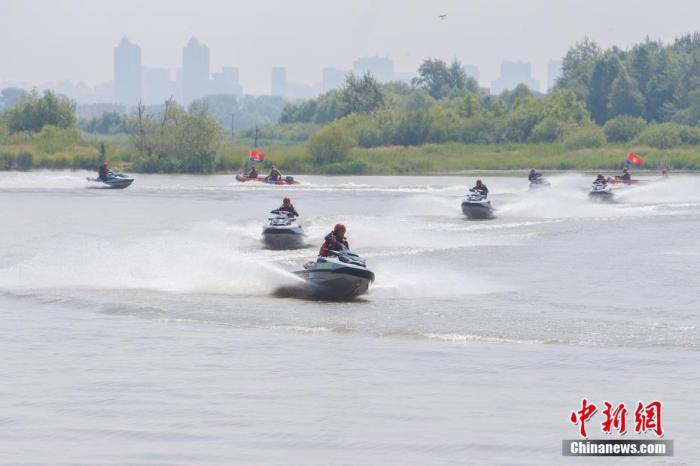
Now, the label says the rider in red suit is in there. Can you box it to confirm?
[277,197,299,217]
[319,224,349,257]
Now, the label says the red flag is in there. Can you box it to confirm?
[626,152,643,167]
[249,149,265,162]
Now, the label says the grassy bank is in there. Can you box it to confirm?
[2,137,699,174]
[259,142,700,175]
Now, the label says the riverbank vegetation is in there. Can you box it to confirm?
[2,33,700,174]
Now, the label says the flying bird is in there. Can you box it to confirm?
[439,14,448,20]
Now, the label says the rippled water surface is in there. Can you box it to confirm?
[1,171,698,465]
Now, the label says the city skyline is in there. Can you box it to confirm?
[3,0,700,96]
[7,34,563,107]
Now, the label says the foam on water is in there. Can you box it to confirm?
[0,220,300,296]
[0,170,91,189]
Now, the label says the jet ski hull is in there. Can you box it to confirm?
[294,266,375,300]
[236,174,299,185]
[589,190,614,201]
[102,178,134,189]
[461,201,494,220]
[87,176,134,189]
[262,227,305,250]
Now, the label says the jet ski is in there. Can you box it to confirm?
[293,250,375,300]
[236,174,299,185]
[86,172,134,189]
[589,181,614,201]
[262,210,304,250]
[461,190,495,219]
[529,175,551,189]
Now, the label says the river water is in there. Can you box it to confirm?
[1,171,698,465]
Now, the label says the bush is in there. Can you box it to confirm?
[324,160,370,175]
[307,123,357,164]
[529,117,566,143]
[16,151,33,170]
[459,117,497,144]
[603,115,647,143]
[564,126,606,150]
[0,152,15,170]
[679,125,700,145]
[636,123,683,149]
[278,155,312,173]
[7,90,76,133]
[35,125,83,153]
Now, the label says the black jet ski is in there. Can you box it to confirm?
[293,250,375,300]
[262,210,304,250]
[87,172,134,189]
[589,181,614,201]
[461,190,494,219]
[529,175,551,189]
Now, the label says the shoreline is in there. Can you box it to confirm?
[0,168,694,179]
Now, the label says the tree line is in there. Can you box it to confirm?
[1,91,223,173]
[557,34,700,125]
[274,35,700,163]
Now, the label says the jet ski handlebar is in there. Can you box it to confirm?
[325,249,366,267]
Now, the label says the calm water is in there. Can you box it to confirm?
[1,171,699,465]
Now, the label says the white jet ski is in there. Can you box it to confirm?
[589,181,614,201]
[293,250,375,300]
[461,190,495,220]
[262,210,305,250]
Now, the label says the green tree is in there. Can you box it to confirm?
[6,90,76,133]
[603,115,647,143]
[564,125,606,150]
[130,100,221,173]
[557,37,602,100]
[644,48,682,122]
[340,72,384,116]
[587,52,625,124]
[412,58,478,99]
[455,91,481,118]
[636,123,683,148]
[608,71,645,118]
[307,123,357,163]
[672,89,700,125]
[529,117,566,143]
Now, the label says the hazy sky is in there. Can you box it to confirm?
[2,0,700,94]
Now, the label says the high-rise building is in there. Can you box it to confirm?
[271,67,287,97]
[490,61,540,94]
[142,67,175,105]
[182,37,210,104]
[113,37,142,106]
[463,64,480,83]
[322,67,346,93]
[547,59,563,91]
[211,67,243,96]
[353,57,394,82]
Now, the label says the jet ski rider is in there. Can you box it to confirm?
[319,224,349,257]
[594,173,607,185]
[470,179,489,198]
[248,165,259,179]
[528,168,542,182]
[267,165,282,182]
[620,167,631,181]
[98,162,112,181]
[276,197,299,217]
